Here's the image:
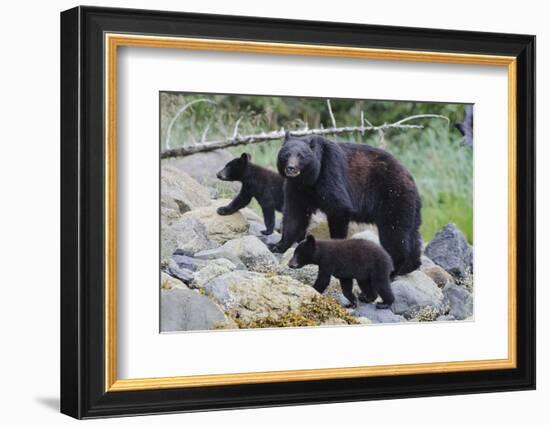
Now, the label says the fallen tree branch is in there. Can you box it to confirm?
[161,119,428,158]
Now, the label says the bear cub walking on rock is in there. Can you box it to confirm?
[288,235,395,309]
[216,153,284,235]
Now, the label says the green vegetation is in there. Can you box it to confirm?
[160,93,473,243]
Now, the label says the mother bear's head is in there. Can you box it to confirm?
[277,133,323,185]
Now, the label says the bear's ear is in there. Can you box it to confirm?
[306,234,316,246]
[308,136,318,149]
[283,130,291,143]
[240,153,251,163]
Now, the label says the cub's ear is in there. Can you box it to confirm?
[240,153,251,162]
[283,130,291,142]
[306,234,316,245]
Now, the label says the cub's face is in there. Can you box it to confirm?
[288,235,316,269]
[277,136,320,182]
[216,153,250,181]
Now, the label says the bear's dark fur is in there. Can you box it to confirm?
[288,235,395,308]
[216,153,284,235]
[271,134,422,277]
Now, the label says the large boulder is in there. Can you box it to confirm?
[160,287,236,332]
[163,150,236,187]
[202,271,357,327]
[161,166,211,222]
[391,271,445,318]
[161,215,219,263]
[195,235,278,272]
[443,282,473,320]
[203,271,318,324]
[424,224,473,279]
[192,258,239,288]
[182,204,249,244]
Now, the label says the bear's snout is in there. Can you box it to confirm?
[216,170,227,180]
[284,158,301,177]
[285,165,300,176]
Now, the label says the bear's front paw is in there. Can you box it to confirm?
[261,229,273,236]
[375,302,392,310]
[268,243,285,253]
[343,300,357,309]
[216,206,232,216]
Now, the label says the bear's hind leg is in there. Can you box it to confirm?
[357,276,378,304]
[377,226,410,278]
[339,278,357,308]
[398,229,422,274]
[372,269,395,309]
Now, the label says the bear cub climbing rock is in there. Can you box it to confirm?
[216,153,284,235]
[288,235,395,309]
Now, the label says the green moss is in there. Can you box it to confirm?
[233,295,359,329]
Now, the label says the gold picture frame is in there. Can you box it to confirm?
[104,33,517,392]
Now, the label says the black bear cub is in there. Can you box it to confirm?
[288,235,395,309]
[216,153,284,235]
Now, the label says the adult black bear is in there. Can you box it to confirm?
[270,134,422,277]
[288,235,395,308]
[216,153,284,235]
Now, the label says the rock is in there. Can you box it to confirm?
[203,271,319,324]
[424,223,473,279]
[171,252,206,272]
[354,303,405,323]
[443,282,473,320]
[160,272,188,290]
[239,207,264,223]
[163,150,236,187]
[161,166,211,221]
[192,258,238,288]
[182,205,249,244]
[167,258,195,283]
[351,228,380,245]
[421,265,454,288]
[320,318,348,326]
[248,220,282,246]
[356,317,373,325]
[421,255,435,267]
[436,315,457,321]
[195,235,278,272]
[160,288,237,332]
[161,215,219,262]
[391,271,445,318]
